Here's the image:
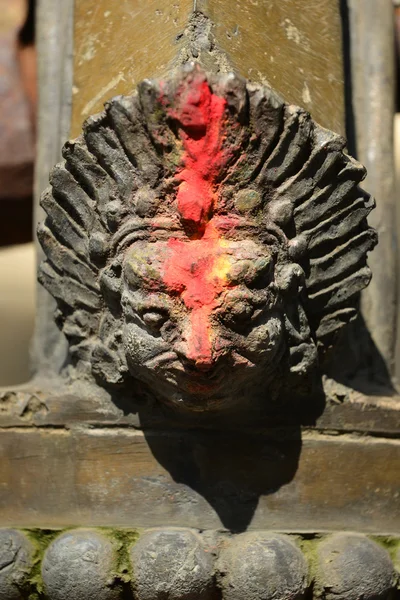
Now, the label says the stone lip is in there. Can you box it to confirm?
[1,386,400,434]
[0,528,398,600]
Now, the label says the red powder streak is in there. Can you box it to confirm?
[160,75,232,367]
[168,78,227,227]
[163,234,229,367]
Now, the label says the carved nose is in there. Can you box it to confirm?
[175,309,215,372]
[175,346,215,371]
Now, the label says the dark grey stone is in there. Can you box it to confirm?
[0,529,34,600]
[315,533,395,600]
[38,64,376,416]
[42,529,120,600]
[130,528,214,600]
[217,532,308,600]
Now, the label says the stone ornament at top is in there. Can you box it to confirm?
[38,65,376,413]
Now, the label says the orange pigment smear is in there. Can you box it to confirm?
[163,234,231,366]
[161,76,233,367]
[167,77,227,227]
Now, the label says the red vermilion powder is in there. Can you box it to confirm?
[168,77,227,227]
[163,232,231,366]
[161,76,232,367]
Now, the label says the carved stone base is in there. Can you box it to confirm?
[1,528,398,600]
[1,387,399,534]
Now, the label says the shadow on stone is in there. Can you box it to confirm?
[140,426,302,533]
[324,314,397,396]
[106,372,325,533]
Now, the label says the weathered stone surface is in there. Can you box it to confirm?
[42,529,120,600]
[395,542,400,573]
[0,529,34,600]
[38,65,376,416]
[130,528,214,600]
[71,1,345,138]
[348,0,397,373]
[0,528,397,600]
[1,430,399,533]
[217,532,308,600]
[315,533,395,600]
[1,387,400,435]
[32,0,74,378]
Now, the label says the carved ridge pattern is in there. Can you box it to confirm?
[38,65,376,412]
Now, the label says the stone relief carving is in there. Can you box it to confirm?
[38,65,377,413]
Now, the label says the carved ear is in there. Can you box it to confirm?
[279,266,319,379]
[91,341,128,386]
[90,312,128,386]
[99,259,123,317]
[275,263,305,297]
[289,341,318,377]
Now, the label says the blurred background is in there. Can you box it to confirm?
[0,0,35,385]
[0,0,399,387]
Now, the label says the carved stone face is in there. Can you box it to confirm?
[38,66,376,415]
[121,234,287,410]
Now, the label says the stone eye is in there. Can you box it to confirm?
[232,301,254,320]
[221,301,255,328]
[142,311,168,331]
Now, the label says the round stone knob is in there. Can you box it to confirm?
[217,532,308,600]
[0,529,34,600]
[130,528,214,600]
[42,529,120,600]
[315,533,395,600]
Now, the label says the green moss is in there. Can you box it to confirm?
[10,529,399,600]
[298,534,400,596]
[234,189,262,213]
[297,535,323,581]
[17,527,141,599]
[22,528,67,600]
[149,104,165,125]
[165,144,183,170]
[373,536,400,563]
[98,528,141,586]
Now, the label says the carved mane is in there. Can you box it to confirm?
[38,66,377,392]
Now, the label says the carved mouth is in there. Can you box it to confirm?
[176,366,225,389]
[164,358,248,394]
